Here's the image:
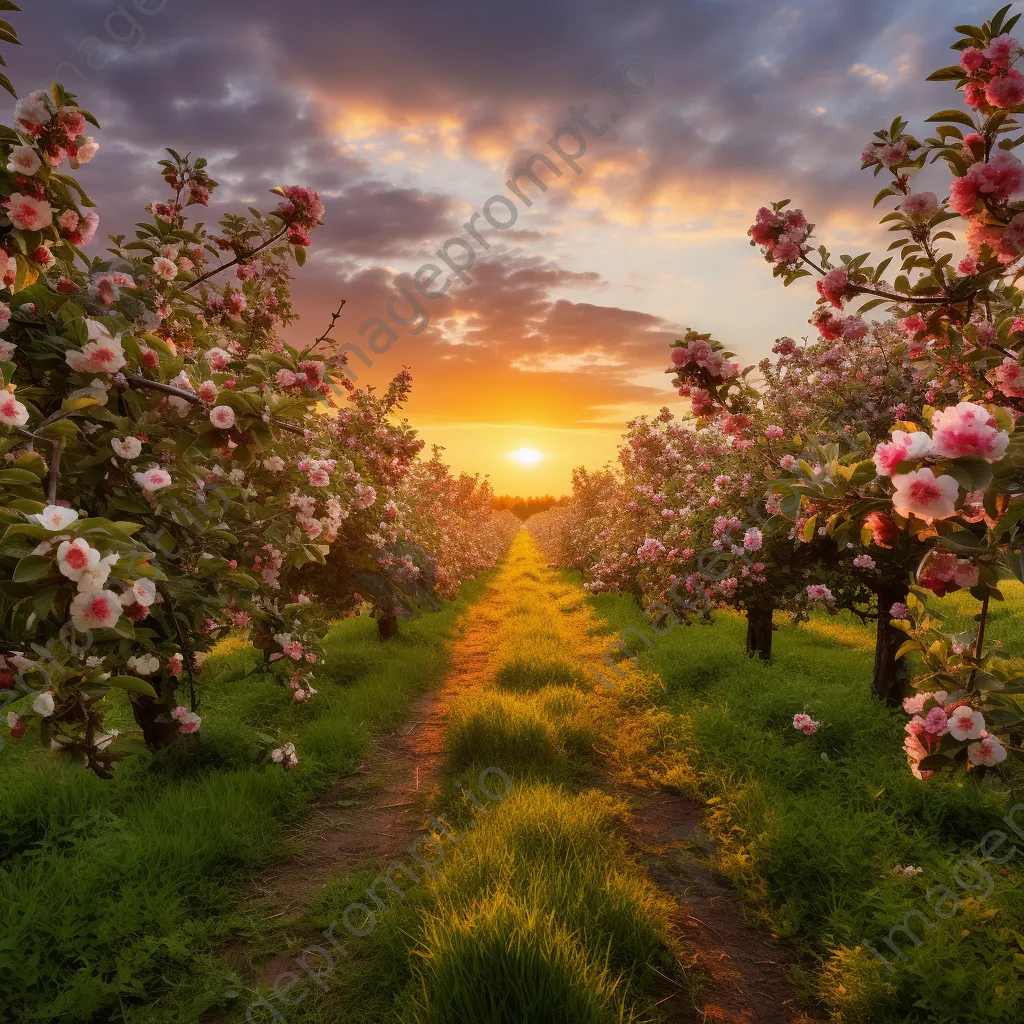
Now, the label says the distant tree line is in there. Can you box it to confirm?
[492,494,559,521]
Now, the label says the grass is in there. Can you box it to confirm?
[0,576,489,1024]
[228,532,685,1024]
[584,582,1024,1024]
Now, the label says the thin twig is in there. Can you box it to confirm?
[306,300,347,356]
[183,227,289,291]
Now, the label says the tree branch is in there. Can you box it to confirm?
[183,227,290,292]
[122,371,307,437]
[47,438,62,504]
[306,300,347,356]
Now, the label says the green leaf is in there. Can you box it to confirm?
[925,110,977,129]
[926,66,966,82]
[106,675,158,698]
[294,245,306,267]
[0,468,43,485]
[13,554,51,582]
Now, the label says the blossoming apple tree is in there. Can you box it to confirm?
[747,5,1024,777]
[0,47,494,773]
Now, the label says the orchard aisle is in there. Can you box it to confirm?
[224,530,819,1024]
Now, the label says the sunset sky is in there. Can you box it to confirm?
[8,0,992,493]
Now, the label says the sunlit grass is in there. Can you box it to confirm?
[586,586,1024,1024]
[0,580,489,1024]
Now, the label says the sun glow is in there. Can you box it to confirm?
[508,447,544,467]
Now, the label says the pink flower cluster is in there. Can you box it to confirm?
[792,713,821,735]
[748,206,810,265]
[670,338,741,383]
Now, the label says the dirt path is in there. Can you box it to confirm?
[213,583,498,991]
[213,538,822,1022]
[625,787,822,1024]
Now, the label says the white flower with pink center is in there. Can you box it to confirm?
[891,468,959,523]
[6,192,53,231]
[947,706,985,741]
[14,91,49,129]
[171,705,202,733]
[8,146,41,176]
[69,589,122,630]
[57,538,101,582]
[0,388,29,427]
[743,527,762,551]
[66,321,126,374]
[134,467,173,492]
[968,735,1007,767]
[210,405,236,429]
[122,578,157,607]
[198,380,218,403]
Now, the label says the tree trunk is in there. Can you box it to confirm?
[873,581,910,707]
[130,693,178,751]
[745,600,774,661]
[377,613,399,641]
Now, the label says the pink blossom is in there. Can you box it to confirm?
[816,268,849,309]
[637,538,667,562]
[209,405,236,430]
[891,468,959,523]
[957,255,979,276]
[206,347,232,371]
[903,693,927,715]
[960,47,987,73]
[901,192,938,217]
[986,70,1024,109]
[924,707,949,736]
[929,401,1009,462]
[779,454,796,470]
[878,142,908,168]
[792,713,820,735]
[990,357,1024,398]
[890,602,910,620]
[853,554,875,569]
[806,584,833,602]
[763,425,785,439]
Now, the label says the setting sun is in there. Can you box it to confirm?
[508,447,545,467]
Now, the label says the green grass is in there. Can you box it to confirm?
[0,577,488,1024]
[584,583,1024,1024]
[229,533,683,1024]
[404,784,670,1024]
